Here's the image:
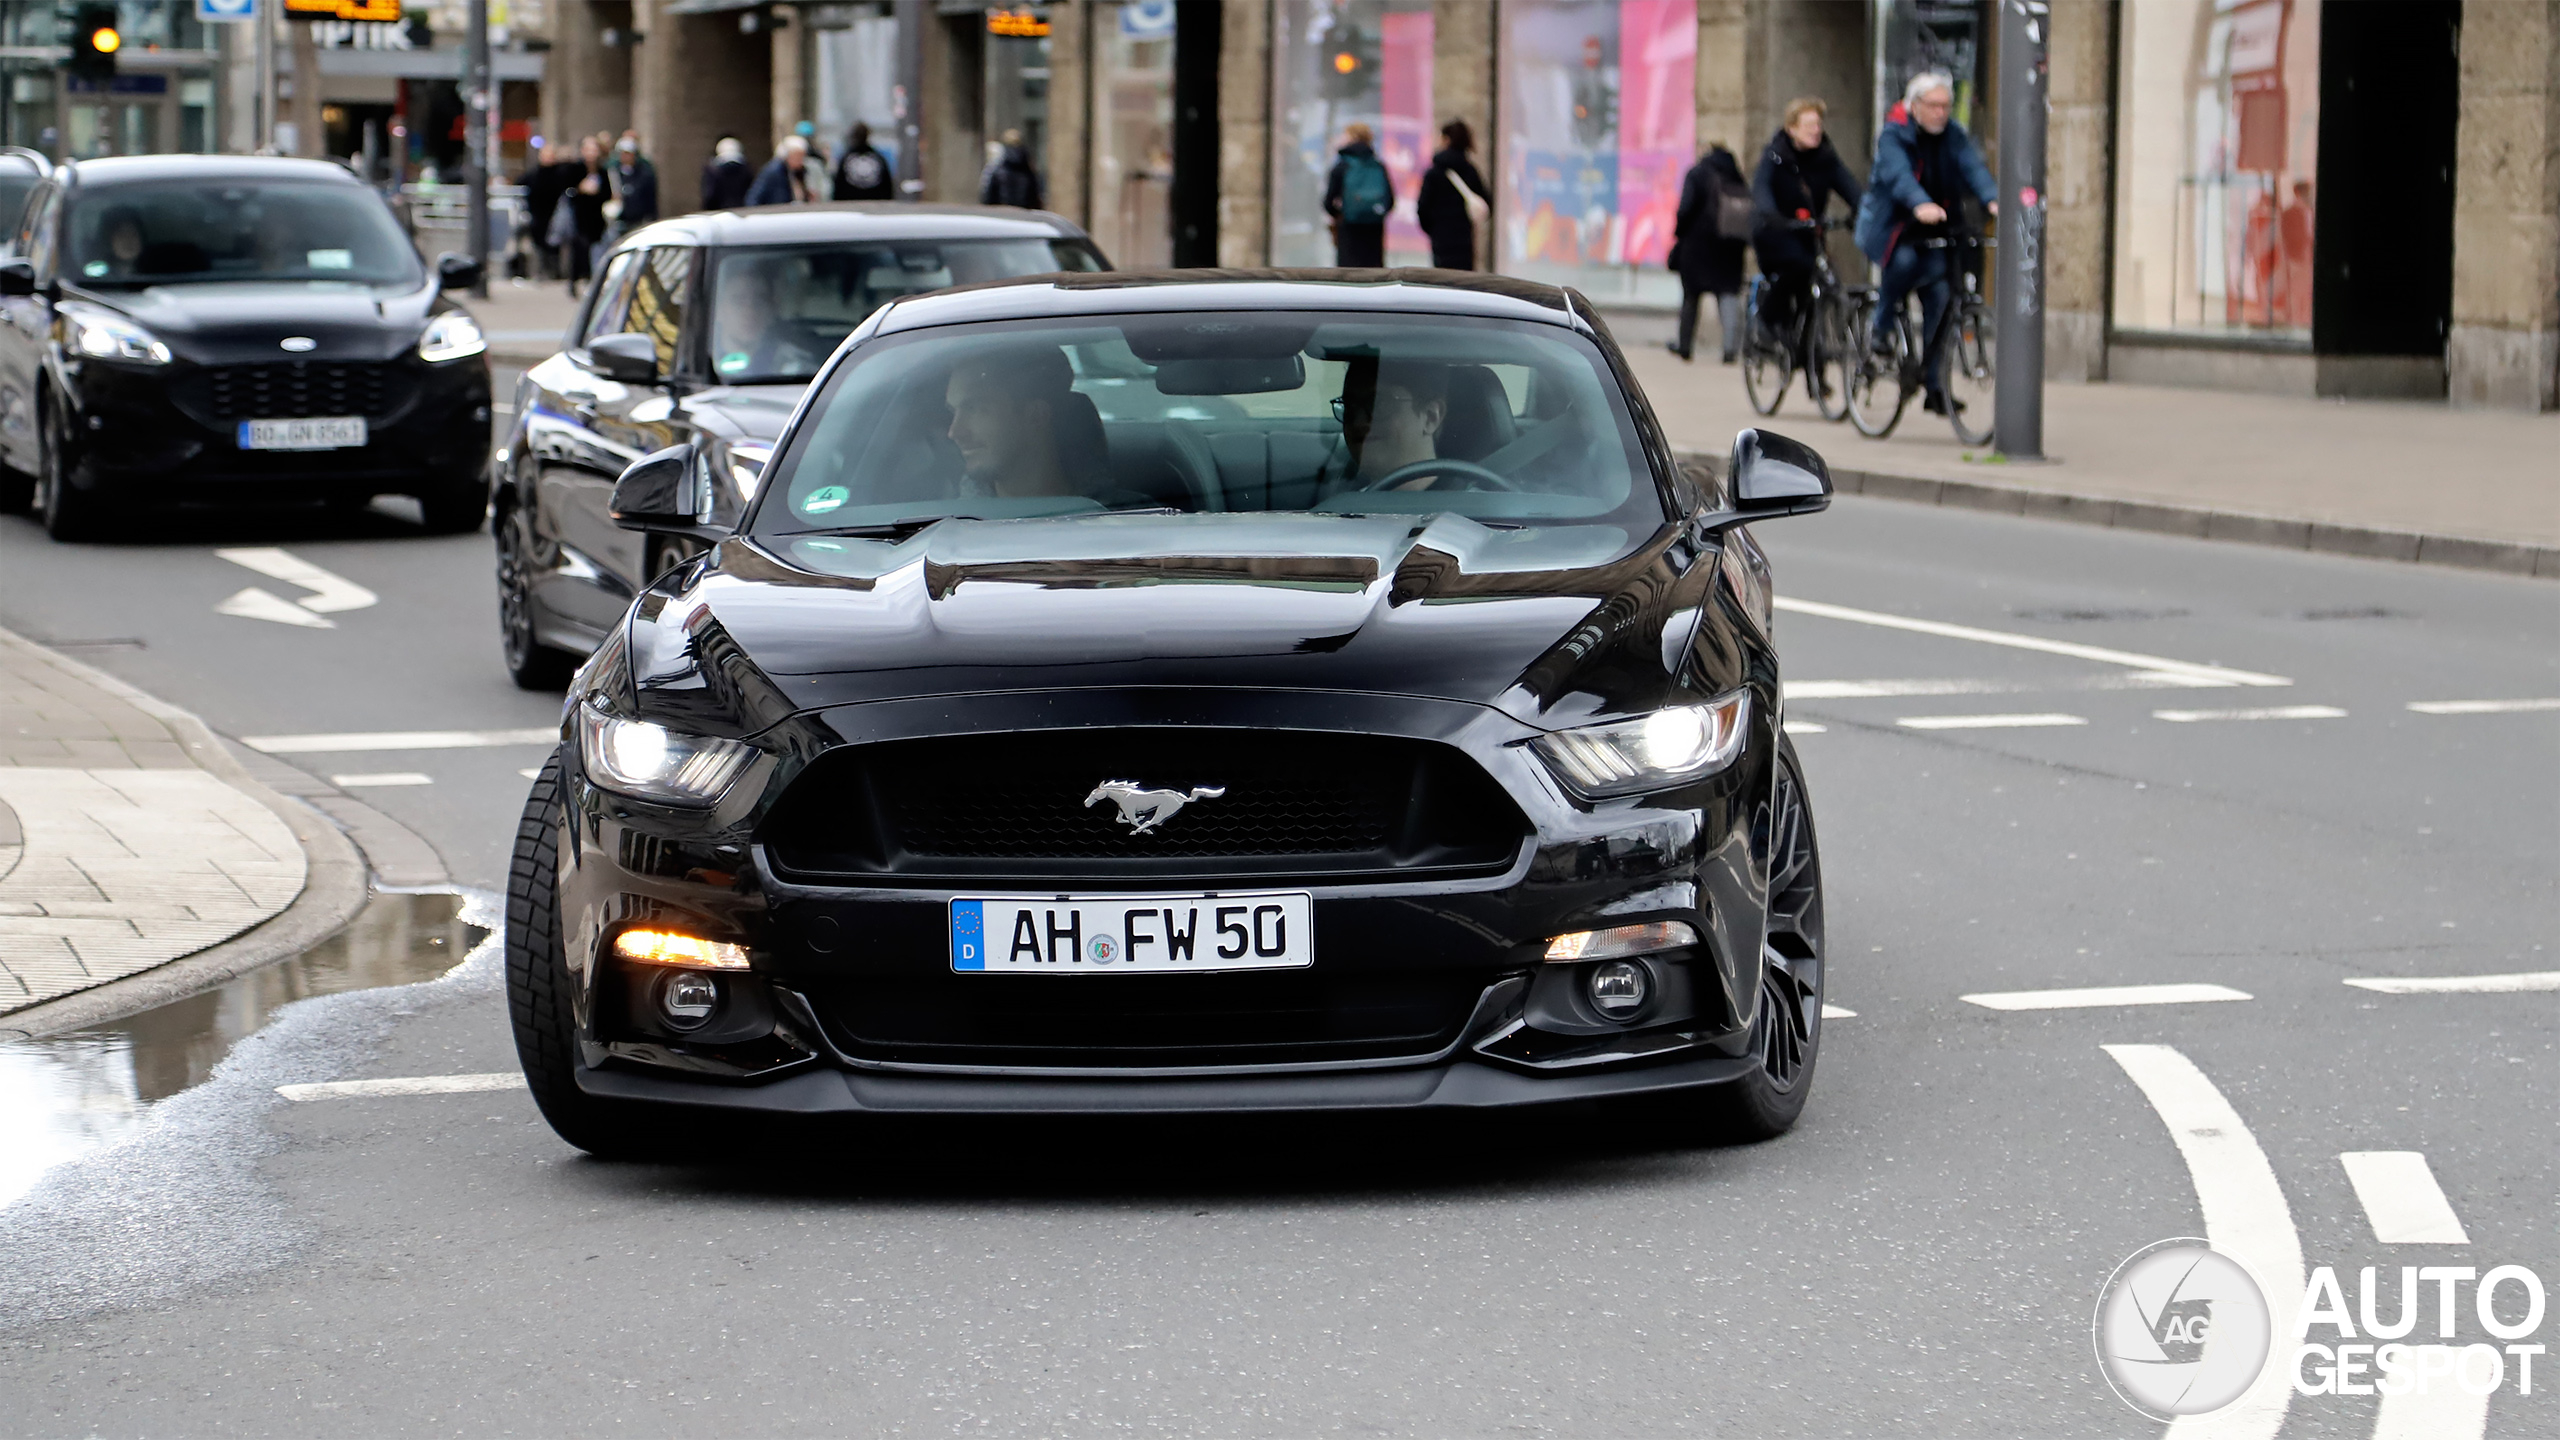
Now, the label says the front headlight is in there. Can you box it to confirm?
[574,703,754,806]
[418,311,487,363]
[1531,691,1751,799]
[66,311,171,364]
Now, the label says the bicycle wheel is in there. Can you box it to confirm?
[1944,303,1996,447]
[1846,309,1910,438]
[1809,293,1853,422]
[1742,333,1789,416]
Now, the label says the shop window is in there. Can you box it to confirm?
[1269,0,1436,268]
[1495,0,1694,307]
[1091,0,1175,267]
[2111,0,2319,340]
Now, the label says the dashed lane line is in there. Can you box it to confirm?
[1773,596,2292,688]
[2338,1151,2470,1245]
[1897,712,2088,730]
[1962,983,2252,1011]
[2343,970,2560,995]
[2407,698,2560,715]
[2103,1044,2304,1440]
[1781,721,1827,734]
[2152,705,2349,723]
[278,1073,526,1101]
[2370,1347,2492,1440]
[330,773,434,788]
[242,728,558,754]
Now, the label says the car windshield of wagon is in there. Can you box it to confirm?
[751,311,1665,535]
[66,181,421,289]
[708,239,1104,385]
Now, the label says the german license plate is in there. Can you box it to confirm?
[950,892,1314,974]
[237,417,366,450]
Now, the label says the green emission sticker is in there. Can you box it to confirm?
[801,485,850,514]
[718,352,750,373]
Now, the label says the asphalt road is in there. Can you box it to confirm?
[0,457,2552,1438]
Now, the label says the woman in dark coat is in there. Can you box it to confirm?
[1749,97,1863,342]
[1667,141,1749,362]
[1414,120,1488,270]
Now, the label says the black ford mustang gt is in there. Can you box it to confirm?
[507,271,1835,1154]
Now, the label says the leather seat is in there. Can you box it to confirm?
[1435,365,1518,462]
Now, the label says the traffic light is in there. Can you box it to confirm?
[66,4,119,86]
[1319,22,1379,101]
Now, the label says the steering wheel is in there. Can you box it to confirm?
[1353,457,1520,493]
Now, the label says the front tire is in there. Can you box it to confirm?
[1845,309,1910,439]
[1697,735,1825,1141]
[1741,332,1789,417]
[1809,292,1852,422]
[496,501,579,690]
[35,395,108,541]
[1944,305,1997,448]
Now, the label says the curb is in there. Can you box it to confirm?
[0,633,420,1040]
[1676,449,2560,580]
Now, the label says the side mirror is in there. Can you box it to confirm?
[1695,427,1832,534]
[434,251,482,291]
[609,445,713,535]
[0,259,34,297]
[586,331,660,384]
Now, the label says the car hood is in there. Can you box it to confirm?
[620,512,1709,737]
[68,281,441,363]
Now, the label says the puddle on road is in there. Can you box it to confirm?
[0,890,490,1208]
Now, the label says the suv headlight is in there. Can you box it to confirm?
[65,310,171,364]
[575,703,754,805]
[418,311,487,362]
[1531,692,1751,799]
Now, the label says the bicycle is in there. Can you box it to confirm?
[1845,234,1996,447]
[1741,219,1859,422]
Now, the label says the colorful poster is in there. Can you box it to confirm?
[1497,0,1693,305]
[1613,0,1694,268]
[1379,9,1436,262]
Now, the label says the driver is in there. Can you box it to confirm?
[946,346,1107,500]
[94,207,145,276]
[1342,361,1450,489]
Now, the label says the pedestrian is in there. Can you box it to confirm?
[1750,97,1863,346]
[607,134,659,241]
[564,134,612,296]
[833,121,894,200]
[701,135,752,210]
[1853,70,1997,417]
[1414,119,1488,271]
[1324,123,1391,268]
[977,128,1044,209]
[519,145,575,280]
[1667,139,1751,362]
[746,136,813,206]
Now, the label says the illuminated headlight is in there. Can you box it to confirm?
[1531,692,1750,798]
[1545,920,1700,962]
[574,703,754,805]
[614,927,751,969]
[67,311,170,364]
[418,311,487,362]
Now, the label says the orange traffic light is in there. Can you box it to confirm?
[88,25,120,54]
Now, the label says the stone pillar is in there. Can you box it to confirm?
[545,0,632,158]
[1046,0,1091,227]
[923,10,985,202]
[2042,0,2111,381]
[631,0,772,210]
[772,4,804,152]
[1216,0,1269,266]
[2448,0,2559,411]
[1744,0,1870,178]
[1432,0,1494,269]
[1695,0,1749,159]
[289,20,324,157]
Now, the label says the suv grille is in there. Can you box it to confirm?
[178,361,399,422]
[762,728,1529,884]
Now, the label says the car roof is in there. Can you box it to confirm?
[869,269,1582,334]
[60,154,365,189]
[617,203,1092,250]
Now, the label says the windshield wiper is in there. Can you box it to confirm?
[796,516,979,540]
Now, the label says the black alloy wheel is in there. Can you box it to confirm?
[1702,734,1825,1140]
[496,502,578,690]
[35,394,106,541]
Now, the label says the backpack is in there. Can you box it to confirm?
[1339,154,1392,225]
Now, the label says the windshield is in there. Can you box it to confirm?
[709,239,1103,384]
[0,172,38,237]
[751,311,1666,536]
[67,181,420,288]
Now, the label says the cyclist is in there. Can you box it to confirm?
[1749,97,1863,355]
[1855,70,1999,418]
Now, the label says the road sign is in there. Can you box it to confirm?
[196,0,257,20]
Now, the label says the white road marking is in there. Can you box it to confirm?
[2343,970,2560,995]
[215,587,336,628]
[518,767,544,779]
[215,547,378,613]
[2338,1152,2470,1244]
[277,1073,526,1101]
[1789,678,2022,698]
[242,727,558,754]
[1774,596,2291,687]
[1819,1004,1855,1019]
[2151,705,2348,722]
[1897,712,2088,730]
[330,772,433,788]
[1962,982,2252,1011]
[1782,721,1827,734]
[2103,1044,2304,1440]
[2407,698,2560,715]
[2369,1346,2493,1440]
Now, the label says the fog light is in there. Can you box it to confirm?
[658,970,720,1029]
[1587,960,1652,1020]
[1545,920,1698,962]
[614,927,750,969]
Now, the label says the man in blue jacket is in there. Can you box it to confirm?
[1855,71,1997,415]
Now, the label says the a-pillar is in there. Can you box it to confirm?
[2448,0,2559,411]
[630,0,773,209]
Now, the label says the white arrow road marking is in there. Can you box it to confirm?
[2338,1152,2470,1244]
[277,1073,526,1101]
[2103,1044,2305,1440]
[1774,596,2291,687]
[1964,982,2252,1011]
[2369,1346,2493,1440]
[242,728,558,754]
[2343,970,2560,995]
[2407,698,2560,715]
[213,547,378,627]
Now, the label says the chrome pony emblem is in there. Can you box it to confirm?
[1084,779,1226,835]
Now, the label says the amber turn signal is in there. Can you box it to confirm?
[612,928,751,969]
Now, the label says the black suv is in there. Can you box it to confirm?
[0,154,492,538]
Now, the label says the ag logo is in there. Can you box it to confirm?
[2094,1239,2273,1418]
